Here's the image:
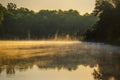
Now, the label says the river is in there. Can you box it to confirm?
[0,41,120,80]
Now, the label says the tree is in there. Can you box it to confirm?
[7,3,17,11]
[0,4,6,25]
[85,0,120,45]
[0,3,98,40]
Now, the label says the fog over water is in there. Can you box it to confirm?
[0,41,120,80]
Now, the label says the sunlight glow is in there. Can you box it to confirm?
[0,0,95,14]
[0,40,81,46]
[0,40,81,58]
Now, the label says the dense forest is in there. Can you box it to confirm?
[0,0,120,45]
[0,3,98,40]
[85,0,120,45]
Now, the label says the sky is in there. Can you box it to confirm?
[0,0,95,15]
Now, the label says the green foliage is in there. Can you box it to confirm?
[0,4,6,25]
[85,0,120,45]
[7,3,17,11]
[0,3,97,40]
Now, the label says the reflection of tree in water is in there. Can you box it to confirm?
[0,42,120,80]
[0,57,35,75]
[0,52,97,75]
[36,53,97,71]
[93,52,120,80]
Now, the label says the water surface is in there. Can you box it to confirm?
[0,41,120,80]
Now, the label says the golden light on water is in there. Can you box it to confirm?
[0,40,81,58]
[0,40,81,46]
[0,41,119,80]
[25,65,98,80]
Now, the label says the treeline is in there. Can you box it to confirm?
[0,3,98,40]
[85,0,120,45]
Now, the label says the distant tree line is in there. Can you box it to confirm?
[85,0,120,45]
[0,3,98,40]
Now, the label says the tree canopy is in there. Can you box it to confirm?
[0,3,98,40]
[85,0,120,45]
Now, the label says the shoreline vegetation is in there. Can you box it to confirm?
[0,33,84,41]
[85,0,120,45]
[0,3,98,41]
[0,0,120,45]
